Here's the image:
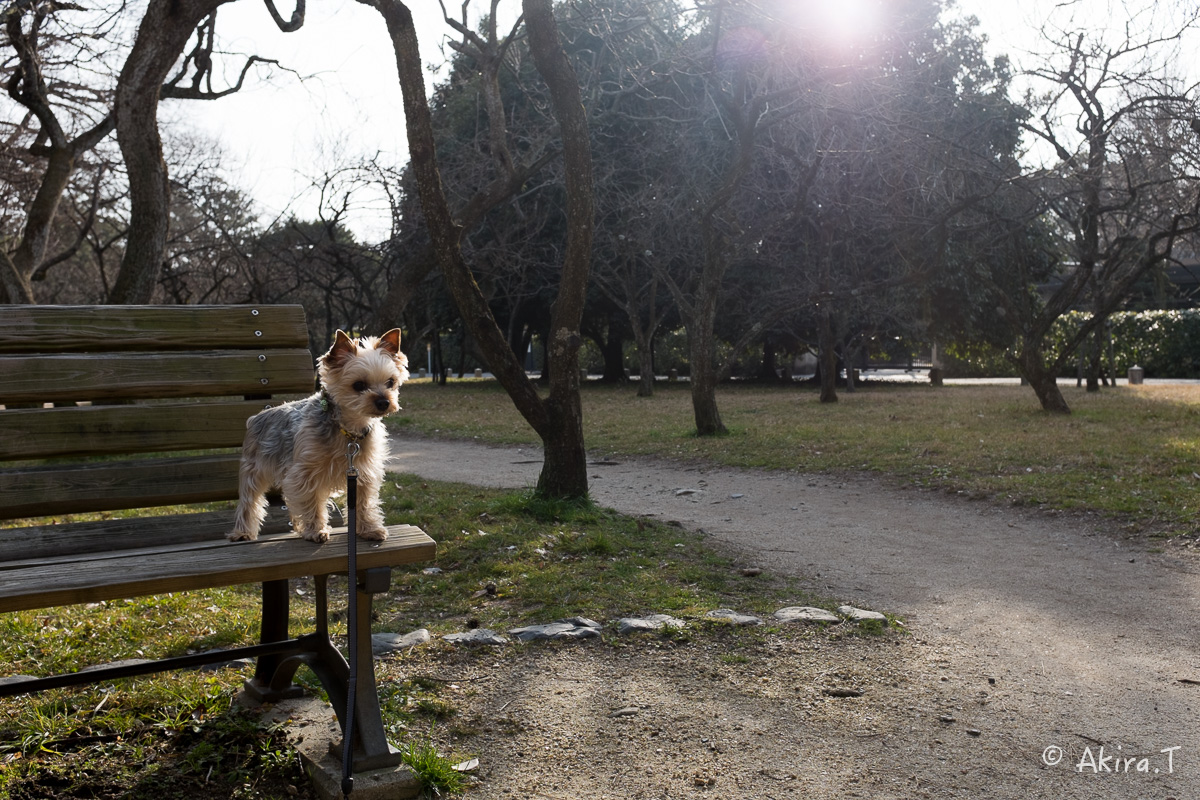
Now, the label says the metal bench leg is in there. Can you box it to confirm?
[245,572,401,771]
[340,567,402,770]
[245,579,306,701]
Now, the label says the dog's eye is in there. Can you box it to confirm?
[353,381,368,393]
[386,378,395,389]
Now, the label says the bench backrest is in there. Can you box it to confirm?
[0,305,314,523]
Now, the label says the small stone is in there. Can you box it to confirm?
[442,628,508,646]
[508,621,600,642]
[675,488,702,496]
[422,567,443,575]
[705,609,762,626]
[939,714,956,723]
[616,614,686,635]
[823,687,864,698]
[609,706,639,718]
[966,728,982,737]
[838,605,887,623]
[773,606,840,623]
[372,629,431,655]
[739,568,763,577]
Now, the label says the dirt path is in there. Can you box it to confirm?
[388,437,1200,799]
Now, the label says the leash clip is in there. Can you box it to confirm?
[346,441,361,478]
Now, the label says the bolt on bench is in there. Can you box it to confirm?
[0,304,435,771]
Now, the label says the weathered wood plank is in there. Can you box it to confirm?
[0,507,293,562]
[0,525,437,613]
[0,401,270,461]
[0,305,309,354]
[0,350,314,404]
[0,455,242,520]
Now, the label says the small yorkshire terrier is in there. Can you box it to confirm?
[228,329,409,543]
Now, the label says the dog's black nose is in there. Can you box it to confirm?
[374,396,390,412]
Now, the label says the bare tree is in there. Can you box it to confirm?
[1013,2,1200,411]
[365,0,557,333]
[362,0,595,499]
[2,0,297,305]
[109,0,301,304]
[1,0,118,302]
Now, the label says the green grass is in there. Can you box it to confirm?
[398,737,467,795]
[19,375,1172,797]
[0,473,825,799]
[388,379,1200,535]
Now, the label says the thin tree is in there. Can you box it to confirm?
[362,0,595,499]
[1012,2,1200,411]
[109,0,300,304]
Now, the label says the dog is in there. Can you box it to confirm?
[228,329,409,543]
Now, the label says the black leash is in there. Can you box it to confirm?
[342,441,361,798]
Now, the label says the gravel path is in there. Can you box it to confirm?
[388,436,1200,799]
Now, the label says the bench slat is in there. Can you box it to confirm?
[0,350,314,405]
[0,507,293,561]
[0,454,242,520]
[0,401,275,462]
[0,525,437,613]
[0,305,309,354]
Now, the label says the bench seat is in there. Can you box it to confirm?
[0,304,435,772]
[0,523,434,613]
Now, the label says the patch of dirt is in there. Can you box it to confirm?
[388,437,1200,799]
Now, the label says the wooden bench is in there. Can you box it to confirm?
[0,304,436,772]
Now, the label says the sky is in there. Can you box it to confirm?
[172,0,1180,241]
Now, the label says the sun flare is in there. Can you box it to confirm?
[792,0,885,49]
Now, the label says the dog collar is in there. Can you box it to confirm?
[319,389,373,442]
[339,424,372,442]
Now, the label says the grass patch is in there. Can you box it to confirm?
[378,474,815,631]
[388,380,1200,535]
[398,737,467,796]
[0,475,830,799]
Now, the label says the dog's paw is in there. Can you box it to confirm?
[301,527,331,544]
[357,526,389,541]
[227,530,258,542]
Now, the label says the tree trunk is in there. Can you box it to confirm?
[1018,349,1071,414]
[1029,372,1071,413]
[631,319,656,398]
[688,291,726,435]
[759,336,780,382]
[636,341,655,397]
[366,0,592,499]
[111,0,229,304]
[596,327,627,383]
[522,0,593,498]
[0,251,35,304]
[817,307,838,404]
[1085,324,1102,392]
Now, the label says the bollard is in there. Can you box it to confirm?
[474,368,483,378]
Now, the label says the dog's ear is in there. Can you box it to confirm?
[377,329,402,357]
[324,330,358,368]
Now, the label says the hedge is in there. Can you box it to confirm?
[945,310,1200,379]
